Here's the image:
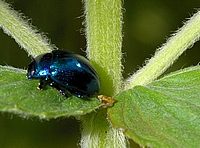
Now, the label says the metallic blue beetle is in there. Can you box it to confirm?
[27,50,100,98]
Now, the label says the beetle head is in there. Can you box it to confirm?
[27,53,52,79]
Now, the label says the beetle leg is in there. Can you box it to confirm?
[37,78,46,90]
[50,81,69,97]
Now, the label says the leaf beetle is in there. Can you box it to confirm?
[27,50,100,98]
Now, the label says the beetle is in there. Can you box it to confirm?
[27,50,100,98]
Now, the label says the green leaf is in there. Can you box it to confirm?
[109,66,200,147]
[0,65,99,119]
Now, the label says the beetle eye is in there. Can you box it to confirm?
[31,70,35,76]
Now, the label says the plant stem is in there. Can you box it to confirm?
[80,0,128,148]
[0,0,55,57]
[80,110,129,148]
[124,11,200,90]
[84,0,123,96]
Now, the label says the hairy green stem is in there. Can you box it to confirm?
[80,110,129,148]
[80,0,127,148]
[0,0,55,57]
[84,0,123,96]
[124,11,200,90]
